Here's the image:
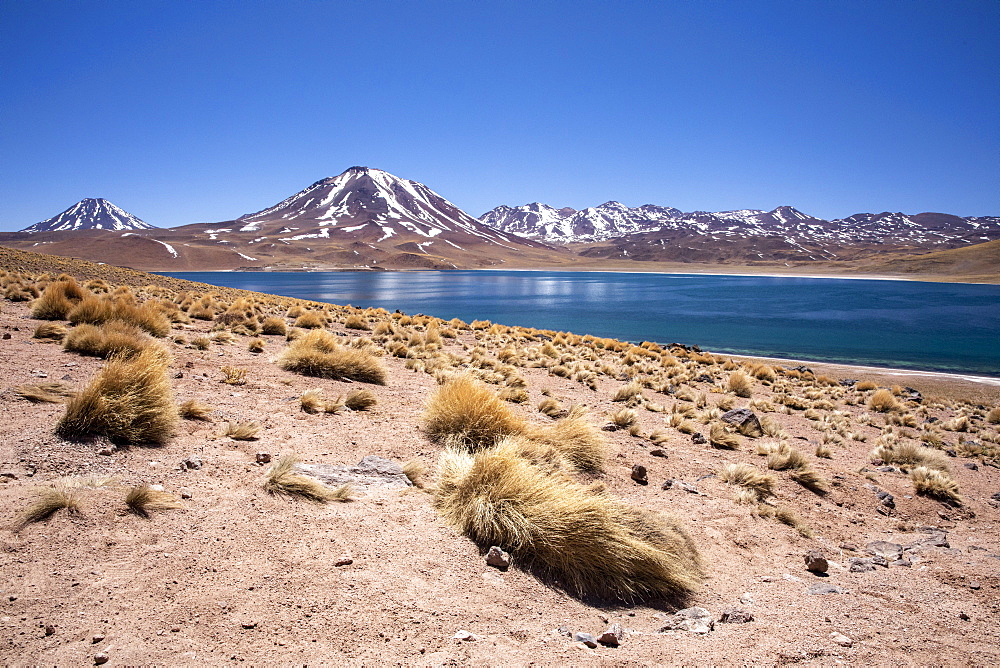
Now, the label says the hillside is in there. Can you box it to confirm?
[0,248,998,664]
[854,240,1000,283]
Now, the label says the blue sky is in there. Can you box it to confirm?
[1,0,997,230]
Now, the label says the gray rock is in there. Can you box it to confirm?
[556,625,572,638]
[691,433,707,445]
[720,409,762,436]
[804,550,829,573]
[179,488,192,499]
[830,631,853,647]
[573,632,598,648]
[964,462,979,471]
[180,457,202,470]
[659,607,714,634]
[597,623,624,647]
[662,479,699,493]
[97,447,114,457]
[892,558,913,567]
[649,448,667,458]
[0,471,17,481]
[453,630,477,641]
[849,558,875,572]
[631,465,648,485]
[866,541,903,560]
[871,554,889,568]
[718,609,753,624]
[45,625,55,636]
[334,557,353,567]
[295,455,412,491]
[255,452,272,464]
[807,584,846,595]
[485,546,511,570]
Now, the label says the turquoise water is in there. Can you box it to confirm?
[161,271,1000,376]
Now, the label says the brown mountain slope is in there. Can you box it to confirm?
[854,240,1000,282]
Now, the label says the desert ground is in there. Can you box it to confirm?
[0,247,998,666]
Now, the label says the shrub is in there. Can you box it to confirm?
[13,486,80,532]
[68,298,171,337]
[402,459,428,488]
[790,468,829,495]
[248,338,266,353]
[537,397,564,418]
[56,348,177,445]
[294,311,326,329]
[30,279,87,320]
[345,388,377,411]
[434,439,702,602]
[344,314,370,330]
[910,466,962,504]
[855,380,878,391]
[526,408,608,473]
[868,388,901,413]
[278,330,386,384]
[261,316,287,335]
[871,441,949,471]
[264,455,352,503]
[63,322,154,359]
[718,462,775,502]
[608,408,637,429]
[422,375,525,448]
[221,366,248,385]
[766,443,808,470]
[179,399,212,421]
[33,322,68,340]
[612,381,644,403]
[709,423,740,449]
[727,370,753,398]
[125,485,181,518]
[191,336,211,350]
[987,407,1000,424]
[224,422,260,440]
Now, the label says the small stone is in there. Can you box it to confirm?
[0,471,17,481]
[180,457,202,471]
[94,653,109,665]
[892,558,912,567]
[849,558,875,572]
[597,623,624,647]
[44,625,55,636]
[150,484,165,492]
[255,452,272,464]
[92,634,105,644]
[871,554,889,568]
[739,593,754,605]
[485,546,511,570]
[830,631,853,647]
[649,448,667,458]
[630,464,648,485]
[839,543,858,552]
[691,433,706,445]
[866,541,903,560]
[334,557,353,567]
[969,581,981,590]
[1,333,9,340]
[453,630,477,641]
[964,462,979,471]
[959,611,970,621]
[719,609,753,624]
[97,447,114,457]
[241,621,256,629]
[807,584,846,595]
[179,488,192,499]
[659,607,714,634]
[8,595,16,601]
[573,632,598,648]
[556,625,572,637]
[804,550,828,573]
[171,626,180,632]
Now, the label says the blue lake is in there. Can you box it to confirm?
[161,271,1000,377]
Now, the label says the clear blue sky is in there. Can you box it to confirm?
[1,0,997,230]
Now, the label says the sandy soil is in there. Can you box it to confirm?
[1,258,998,666]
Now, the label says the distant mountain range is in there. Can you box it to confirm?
[4,168,998,278]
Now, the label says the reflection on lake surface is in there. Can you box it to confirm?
[161,270,1000,376]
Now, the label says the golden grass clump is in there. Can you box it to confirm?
[299,388,345,414]
[278,330,386,384]
[526,407,608,472]
[248,338,266,353]
[987,407,1000,424]
[344,388,377,411]
[910,466,962,504]
[264,455,352,503]
[56,348,177,445]
[537,397,564,417]
[855,380,878,391]
[63,322,154,359]
[30,279,87,320]
[68,297,171,337]
[727,370,753,398]
[221,366,249,385]
[33,322,69,340]
[709,423,740,449]
[191,336,211,350]
[344,314,370,330]
[12,486,81,532]
[179,398,213,421]
[868,388,902,413]
[422,375,525,449]
[718,462,775,502]
[608,407,637,429]
[261,316,288,336]
[15,381,76,403]
[124,485,182,518]
[765,443,809,470]
[402,459,428,488]
[294,311,327,329]
[434,439,701,602]
[871,440,949,472]
[224,421,260,440]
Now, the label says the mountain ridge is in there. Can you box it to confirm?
[21,198,155,233]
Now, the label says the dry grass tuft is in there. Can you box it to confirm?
[526,408,608,473]
[64,321,155,359]
[766,443,809,470]
[434,440,702,602]
[789,468,829,495]
[402,459,428,488]
[221,366,249,385]
[224,422,260,440]
[987,407,1000,424]
[68,297,171,337]
[422,375,525,449]
[12,486,81,531]
[278,330,386,384]
[124,485,182,518]
[868,388,902,413]
[248,338,266,353]
[608,407,637,429]
[30,279,87,320]
[537,397,564,418]
[345,388,377,411]
[910,466,962,504]
[178,398,213,421]
[709,423,740,449]
[772,506,814,538]
[33,322,68,340]
[718,463,775,502]
[727,370,753,398]
[15,381,76,403]
[261,316,287,336]
[344,314,370,330]
[56,348,177,445]
[264,455,352,503]
[293,311,327,329]
[871,440,949,472]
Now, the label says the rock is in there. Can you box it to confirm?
[601,424,619,432]
[295,455,412,491]
[719,609,753,624]
[661,479,698,493]
[573,632,598,648]
[830,631,853,647]
[870,554,889,568]
[691,432,706,445]
[485,546,511,570]
[839,378,858,387]
[44,625,55,636]
[180,457,202,470]
[804,550,829,573]
[453,630,477,641]
[179,488,192,499]
[555,625,572,638]
[241,621,257,629]
[630,465,648,485]
[720,409,762,436]
[255,452,272,464]
[739,593,754,605]
[964,462,979,471]
[991,492,1000,502]
[1,333,9,340]
[807,584,846,595]
[866,541,903,560]
[849,558,875,572]
[892,558,913,567]
[94,653,109,665]
[334,558,353,567]
[97,447,114,457]
[839,543,858,552]
[597,623,624,646]
[0,471,17,481]
[649,448,667,458]
[969,581,981,590]
[92,634,105,644]
[659,607,714,634]
[959,611,970,621]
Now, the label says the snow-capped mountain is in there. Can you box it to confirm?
[22,198,155,233]
[481,201,1000,249]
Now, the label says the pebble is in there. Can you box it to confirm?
[454,630,477,641]
[659,607,714,634]
[485,546,511,570]
[255,452,272,464]
[807,584,846,595]
[334,557,353,567]
[830,631,853,647]
[92,634,105,644]
[179,488,193,499]
[97,447,114,457]
[44,625,55,636]
[719,609,753,624]
[691,433,707,445]
[597,623,624,647]
[573,632,598,648]
[241,621,257,629]
[804,550,828,573]
[94,653,109,665]
[630,465,648,485]
[649,448,667,458]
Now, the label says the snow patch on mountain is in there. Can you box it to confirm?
[22,198,155,233]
